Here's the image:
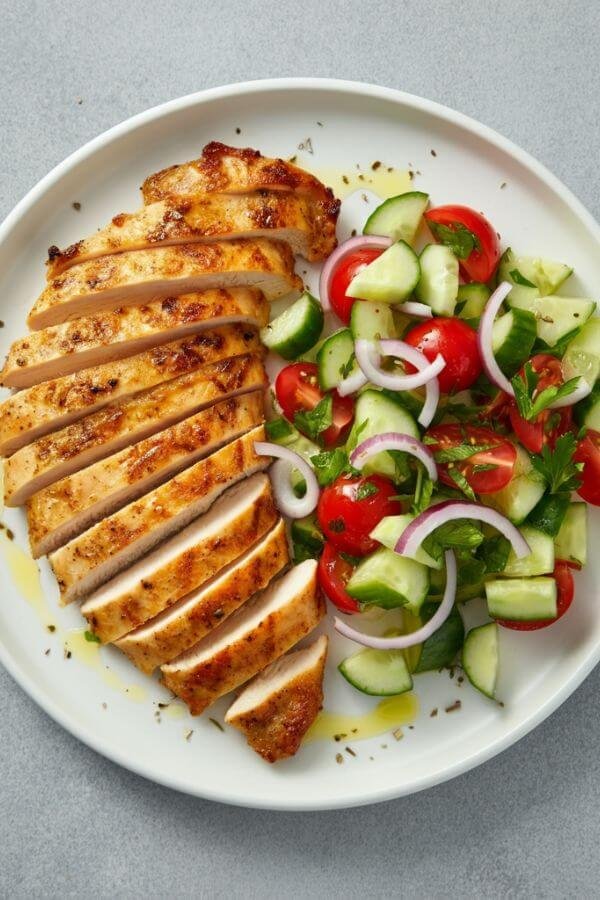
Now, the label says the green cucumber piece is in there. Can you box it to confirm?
[508,295,596,348]
[285,434,321,496]
[492,307,537,375]
[525,493,571,537]
[498,248,540,306]
[265,416,297,444]
[414,244,459,316]
[462,623,499,699]
[575,385,600,431]
[290,515,324,554]
[261,291,323,359]
[413,602,465,673]
[555,502,587,567]
[457,282,491,319]
[562,317,600,385]
[316,328,357,391]
[370,514,442,569]
[346,547,429,613]
[349,299,396,341]
[346,240,420,303]
[346,389,419,480]
[338,646,413,696]
[486,577,557,621]
[502,526,554,577]
[501,249,573,297]
[483,447,545,524]
[363,191,429,244]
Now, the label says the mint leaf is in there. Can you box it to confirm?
[294,394,333,441]
[446,467,477,500]
[476,535,511,574]
[310,448,349,486]
[355,480,379,501]
[265,416,295,443]
[422,519,484,562]
[84,630,100,643]
[529,377,580,418]
[530,432,583,494]
[340,353,356,379]
[428,221,480,259]
[509,268,536,288]
[511,363,580,422]
[411,471,434,516]
[433,442,498,463]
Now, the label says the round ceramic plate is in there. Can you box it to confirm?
[0,79,598,811]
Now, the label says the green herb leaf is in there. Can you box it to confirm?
[511,363,580,421]
[476,535,511,573]
[411,472,434,516]
[428,221,480,259]
[446,467,476,500]
[294,394,333,442]
[422,519,484,562]
[355,480,379,501]
[388,448,411,484]
[339,551,361,566]
[310,448,349,486]
[84,630,100,643]
[433,442,498,463]
[265,416,295,443]
[292,541,319,563]
[530,432,583,495]
[509,268,536,288]
[340,352,356,379]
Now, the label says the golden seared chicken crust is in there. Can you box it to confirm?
[29,239,302,328]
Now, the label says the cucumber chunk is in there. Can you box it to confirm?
[261,291,324,359]
[486,577,557,621]
[562,317,600,385]
[363,191,429,244]
[501,249,573,296]
[508,295,596,347]
[555,502,587,567]
[502,526,554,577]
[290,515,324,554]
[498,248,540,306]
[575,385,600,431]
[413,602,465,673]
[492,307,537,375]
[370,514,443,570]
[339,646,413,696]
[346,389,419,480]
[525,493,570,537]
[483,447,545,524]
[457,282,490,319]
[349,300,396,341]
[415,244,459,316]
[346,547,429,613]
[462,623,499,699]
[346,240,420,303]
[317,328,357,390]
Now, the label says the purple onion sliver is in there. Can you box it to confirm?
[477,281,514,396]
[337,366,369,397]
[355,338,446,391]
[350,432,438,481]
[396,301,433,318]
[254,440,319,519]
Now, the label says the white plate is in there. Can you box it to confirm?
[0,78,598,811]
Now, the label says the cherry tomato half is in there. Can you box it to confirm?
[274,362,354,447]
[317,541,359,614]
[317,474,403,557]
[404,317,482,393]
[329,248,384,323]
[425,204,501,283]
[508,354,573,454]
[497,562,574,631]
[574,430,600,506]
[425,424,516,494]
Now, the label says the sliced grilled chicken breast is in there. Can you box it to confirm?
[161,560,323,716]
[5,354,265,506]
[45,427,268,605]
[46,192,335,279]
[2,289,267,388]
[27,393,264,557]
[0,324,259,458]
[116,518,289,673]
[28,239,301,329]
[77,470,276,639]
[225,634,328,762]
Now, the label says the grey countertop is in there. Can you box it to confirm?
[1,1,599,896]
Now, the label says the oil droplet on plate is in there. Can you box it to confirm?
[1,533,49,622]
[64,629,147,703]
[304,165,412,200]
[307,693,418,743]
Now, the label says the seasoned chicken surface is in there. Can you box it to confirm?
[50,427,269,604]
[27,392,264,557]
[0,324,260,458]
[2,288,267,388]
[226,635,328,763]
[28,239,302,328]
[162,560,324,716]
[76,472,275,639]
[46,192,336,279]
[5,354,265,506]
[116,519,289,674]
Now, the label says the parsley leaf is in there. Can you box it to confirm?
[428,220,480,259]
[511,363,580,421]
[340,353,356,379]
[433,442,498,463]
[530,432,583,494]
[265,416,295,443]
[422,519,484,562]
[355,480,379,501]
[310,448,350,486]
[509,268,536,288]
[84,630,100,643]
[294,394,333,442]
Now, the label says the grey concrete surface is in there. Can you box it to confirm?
[1,1,599,897]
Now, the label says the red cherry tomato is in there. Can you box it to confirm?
[329,248,384,323]
[574,430,600,506]
[317,474,403,557]
[274,362,354,447]
[508,354,574,454]
[425,424,516,494]
[404,317,482,393]
[317,541,360,614]
[424,204,501,283]
[497,562,574,631]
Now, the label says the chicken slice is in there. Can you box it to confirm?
[116,518,289,673]
[28,239,301,329]
[4,354,265,506]
[27,392,264,557]
[0,324,260,458]
[2,288,267,388]
[46,192,336,280]
[77,469,276,637]
[161,560,324,716]
[225,634,328,763]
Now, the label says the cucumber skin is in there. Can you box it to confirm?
[261,291,324,360]
[555,502,588,567]
[415,243,459,316]
[486,577,557,621]
[462,623,498,700]
[338,648,413,697]
[493,308,537,376]
[363,191,429,244]
[317,328,354,391]
[290,516,324,553]
[413,603,465,673]
[525,494,570,537]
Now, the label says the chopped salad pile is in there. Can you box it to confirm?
[256,193,599,701]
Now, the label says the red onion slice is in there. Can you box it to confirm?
[337,366,369,398]
[477,281,515,396]
[319,235,392,312]
[334,550,457,649]
[254,441,319,519]
[355,338,446,391]
[350,432,438,481]
[548,376,592,408]
[396,301,433,318]
[395,499,530,559]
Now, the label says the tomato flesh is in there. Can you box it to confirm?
[317,542,359,614]
[404,317,482,393]
[274,362,354,447]
[497,562,574,631]
[317,474,403,557]
[425,204,501,283]
[508,354,574,454]
[574,430,600,506]
[425,424,516,494]
[329,248,384,323]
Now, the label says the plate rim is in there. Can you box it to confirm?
[1,77,599,811]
